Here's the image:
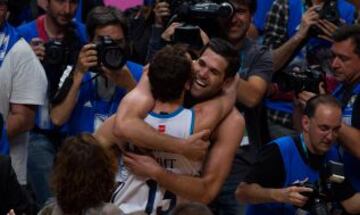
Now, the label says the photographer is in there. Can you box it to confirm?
[50,5,142,135]
[264,0,356,139]
[297,25,360,213]
[16,0,88,208]
[236,95,360,215]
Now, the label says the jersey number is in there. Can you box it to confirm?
[145,179,176,215]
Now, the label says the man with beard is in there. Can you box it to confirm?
[16,0,87,208]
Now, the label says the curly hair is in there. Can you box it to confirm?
[51,133,117,214]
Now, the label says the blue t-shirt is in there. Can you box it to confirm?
[66,61,143,135]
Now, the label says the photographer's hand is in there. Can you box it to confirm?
[30,38,45,61]
[102,65,137,92]
[296,6,320,40]
[154,0,171,27]
[161,22,182,42]
[277,186,313,207]
[296,82,326,107]
[75,43,98,74]
[316,19,338,42]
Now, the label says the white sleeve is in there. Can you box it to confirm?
[9,39,48,106]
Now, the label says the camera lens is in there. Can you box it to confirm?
[102,47,126,70]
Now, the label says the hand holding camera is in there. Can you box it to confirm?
[30,38,45,61]
[296,5,320,40]
[76,36,127,74]
[278,185,313,208]
[154,0,171,26]
[76,43,98,74]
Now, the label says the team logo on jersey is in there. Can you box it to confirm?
[158,125,166,133]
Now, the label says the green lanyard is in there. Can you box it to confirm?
[300,133,309,159]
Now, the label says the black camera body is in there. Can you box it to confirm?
[308,0,340,37]
[95,36,127,71]
[295,160,345,215]
[166,0,234,47]
[44,40,69,66]
[276,65,325,94]
[299,181,330,215]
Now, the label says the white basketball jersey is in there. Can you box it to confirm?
[112,107,203,215]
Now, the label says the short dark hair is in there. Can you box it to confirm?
[86,6,127,40]
[332,24,360,57]
[304,95,342,118]
[230,0,257,15]
[51,133,117,214]
[149,45,192,102]
[200,38,240,79]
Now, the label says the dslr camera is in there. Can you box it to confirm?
[296,161,345,215]
[94,35,127,71]
[275,64,325,94]
[44,40,69,66]
[307,0,340,37]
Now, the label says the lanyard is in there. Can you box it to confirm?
[300,133,309,159]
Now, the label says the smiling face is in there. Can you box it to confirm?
[226,0,252,44]
[302,104,342,155]
[190,48,229,100]
[331,38,360,85]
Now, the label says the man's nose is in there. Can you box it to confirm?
[331,57,340,69]
[63,2,71,13]
[198,68,209,78]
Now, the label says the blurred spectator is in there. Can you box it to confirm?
[251,0,275,39]
[125,0,170,64]
[0,155,32,215]
[104,0,142,11]
[74,0,104,23]
[37,133,122,215]
[0,0,47,191]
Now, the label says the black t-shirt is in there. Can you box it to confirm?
[244,135,356,202]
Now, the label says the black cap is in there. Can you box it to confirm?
[0,0,8,3]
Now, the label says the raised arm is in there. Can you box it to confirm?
[50,44,96,126]
[114,70,212,161]
[338,124,360,159]
[267,6,319,72]
[123,108,244,203]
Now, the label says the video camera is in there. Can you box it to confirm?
[296,161,345,215]
[164,0,234,48]
[307,0,340,37]
[94,36,127,71]
[275,64,325,94]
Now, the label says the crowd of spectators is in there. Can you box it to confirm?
[1,0,360,214]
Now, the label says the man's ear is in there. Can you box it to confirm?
[302,115,310,133]
[223,77,235,88]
